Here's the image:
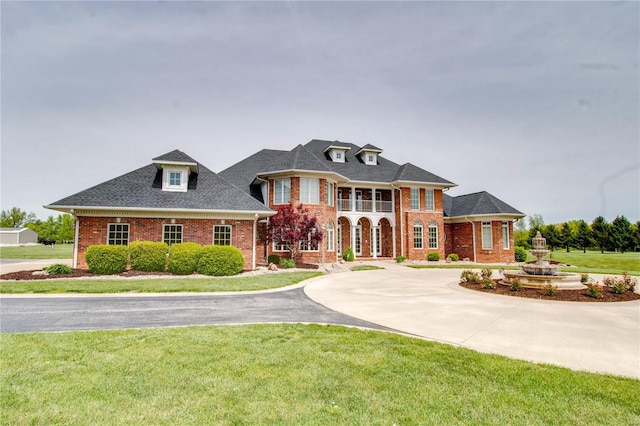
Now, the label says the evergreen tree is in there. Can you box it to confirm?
[632,221,640,252]
[591,216,609,254]
[609,215,632,253]
[574,219,592,253]
[558,222,574,252]
[542,224,560,251]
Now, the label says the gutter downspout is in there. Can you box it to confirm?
[465,217,476,263]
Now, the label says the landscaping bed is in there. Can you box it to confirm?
[460,279,640,302]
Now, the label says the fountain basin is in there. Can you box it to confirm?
[502,270,585,290]
[521,263,560,276]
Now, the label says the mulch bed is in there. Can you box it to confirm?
[459,280,640,302]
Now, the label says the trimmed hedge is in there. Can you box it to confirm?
[427,252,440,261]
[167,242,202,275]
[267,254,281,265]
[342,247,355,262]
[85,245,128,275]
[129,241,168,272]
[514,246,528,263]
[197,245,245,276]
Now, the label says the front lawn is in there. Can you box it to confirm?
[0,271,322,294]
[551,250,640,275]
[2,324,638,425]
[0,244,73,259]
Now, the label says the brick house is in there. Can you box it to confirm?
[46,140,524,269]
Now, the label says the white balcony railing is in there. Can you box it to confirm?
[337,199,393,213]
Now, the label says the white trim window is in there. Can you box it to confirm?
[274,178,291,204]
[107,223,129,245]
[410,188,420,210]
[502,221,510,249]
[163,168,188,192]
[326,221,335,252]
[163,224,183,246]
[482,221,493,250]
[413,221,423,249]
[425,189,435,211]
[273,243,287,252]
[326,182,334,207]
[428,221,438,249]
[300,233,319,252]
[300,178,319,204]
[213,225,232,246]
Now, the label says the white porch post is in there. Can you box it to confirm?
[351,223,357,260]
[372,188,376,213]
[372,225,378,259]
[351,187,356,212]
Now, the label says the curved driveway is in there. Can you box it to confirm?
[305,264,640,379]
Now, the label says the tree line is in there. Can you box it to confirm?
[514,214,640,253]
[0,207,75,243]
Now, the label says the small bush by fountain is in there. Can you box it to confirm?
[503,232,583,290]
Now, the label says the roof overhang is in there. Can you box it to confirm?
[445,213,526,223]
[323,145,351,153]
[153,160,198,173]
[256,169,349,183]
[355,147,383,156]
[392,180,457,189]
[44,205,275,220]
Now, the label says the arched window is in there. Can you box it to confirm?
[326,221,335,252]
[428,221,438,249]
[413,221,423,249]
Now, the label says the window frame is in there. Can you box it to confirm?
[428,221,438,249]
[107,223,129,246]
[163,168,188,192]
[326,182,335,207]
[213,225,232,246]
[326,221,335,252]
[413,221,424,249]
[502,221,510,249]
[410,188,420,210]
[273,178,291,205]
[300,178,320,204]
[425,189,435,211]
[163,224,183,247]
[482,221,493,250]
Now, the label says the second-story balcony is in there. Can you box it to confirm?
[337,199,393,213]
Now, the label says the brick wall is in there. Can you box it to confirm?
[76,216,257,270]
[446,220,515,263]
[396,187,445,260]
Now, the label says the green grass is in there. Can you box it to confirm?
[0,244,73,259]
[0,272,322,294]
[350,265,385,271]
[2,324,638,425]
[551,250,640,275]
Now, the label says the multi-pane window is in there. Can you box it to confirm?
[482,221,493,249]
[371,227,381,255]
[300,178,319,204]
[336,152,342,160]
[326,182,334,206]
[274,178,291,204]
[169,171,182,186]
[410,188,420,210]
[428,222,438,249]
[163,224,183,246]
[300,233,319,251]
[213,225,232,246]
[107,223,129,245]
[273,243,287,251]
[502,222,510,249]
[413,221,423,249]
[425,189,434,211]
[326,221,335,252]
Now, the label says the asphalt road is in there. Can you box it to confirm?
[0,287,393,333]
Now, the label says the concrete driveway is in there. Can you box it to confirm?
[305,262,640,379]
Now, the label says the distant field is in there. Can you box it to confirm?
[551,250,640,275]
[0,244,73,259]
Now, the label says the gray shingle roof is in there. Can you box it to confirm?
[152,149,198,164]
[443,191,524,218]
[47,152,271,213]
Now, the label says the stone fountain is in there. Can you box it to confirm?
[503,232,584,289]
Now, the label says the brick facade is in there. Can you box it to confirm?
[76,216,257,270]
[444,220,515,263]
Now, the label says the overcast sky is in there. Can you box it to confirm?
[2,1,638,226]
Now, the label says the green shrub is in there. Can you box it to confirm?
[586,283,603,299]
[480,268,492,279]
[514,246,528,263]
[395,255,407,263]
[85,245,128,275]
[44,263,72,275]
[460,270,481,283]
[509,278,522,292]
[544,283,558,296]
[167,242,202,275]
[197,245,245,276]
[580,273,590,283]
[342,247,355,262]
[603,273,637,294]
[447,253,459,262]
[280,258,295,269]
[482,279,496,289]
[267,254,281,265]
[129,241,168,272]
[427,252,440,261]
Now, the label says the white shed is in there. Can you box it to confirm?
[0,228,38,245]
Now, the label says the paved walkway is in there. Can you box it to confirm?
[305,262,640,379]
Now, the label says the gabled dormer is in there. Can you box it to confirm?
[152,150,199,192]
[324,144,351,163]
[355,144,383,166]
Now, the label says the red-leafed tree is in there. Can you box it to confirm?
[267,202,323,260]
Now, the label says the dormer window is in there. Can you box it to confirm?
[355,144,383,166]
[336,152,342,160]
[324,144,350,163]
[163,167,189,192]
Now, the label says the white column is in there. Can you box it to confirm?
[351,223,357,260]
[372,188,377,213]
[351,187,356,212]
[372,225,378,259]
[392,224,397,258]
